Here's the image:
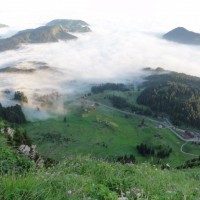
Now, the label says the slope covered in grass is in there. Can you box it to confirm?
[0,133,34,174]
[23,105,197,167]
[1,156,200,200]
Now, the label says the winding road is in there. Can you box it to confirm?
[181,142,199,157]
[84,98,200,157]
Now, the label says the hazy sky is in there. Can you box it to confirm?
[1,0,200,31]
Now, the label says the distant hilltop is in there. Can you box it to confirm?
[0,19,91,52]
[46,19,91,32]
[163,27,200,45]
[0,24,8,28]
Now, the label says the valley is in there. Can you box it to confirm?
[21,82,199,168]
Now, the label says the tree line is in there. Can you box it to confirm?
[0,103,26,124]
[108,95,153,116]
[136,143,172,159]
[91,83,130,94]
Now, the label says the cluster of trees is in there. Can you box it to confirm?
[91,83,129,94]
[108,95,153,116]
[136,143,172,159]
[0,104,26,124]
[137,82,200,128]
[108,95,130,109]
[177,156,200,169]
[136,143,155,156]
[14,91,28,103]
[156,145,172,159]
[116,154,136,164]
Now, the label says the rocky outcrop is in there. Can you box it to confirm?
[0,127,14,138]
[18,144,44,167]
[1,126,44,167]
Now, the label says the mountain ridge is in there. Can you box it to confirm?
[0,25,77,52]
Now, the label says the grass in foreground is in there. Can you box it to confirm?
[1,156,200,200]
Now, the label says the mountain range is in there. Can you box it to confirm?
[0,19,91,52]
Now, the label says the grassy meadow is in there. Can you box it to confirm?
[22,97,198,167]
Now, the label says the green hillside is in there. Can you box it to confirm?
[1,70,200,199]
[22,98,198,167]
[138,69,200,129]
[1,125,200,199]
[0,123,34,174]
[1,155,200,200]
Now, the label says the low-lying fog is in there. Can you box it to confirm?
[0,0,200,120]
